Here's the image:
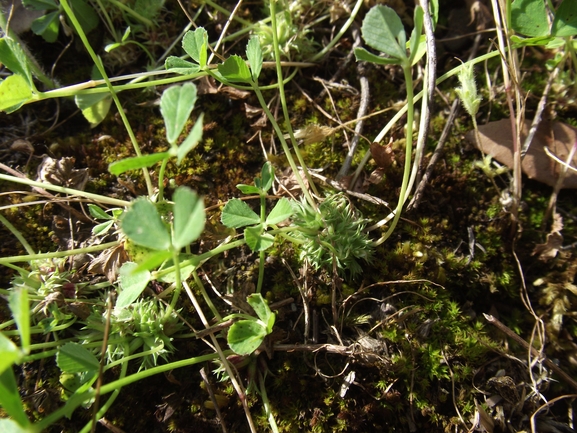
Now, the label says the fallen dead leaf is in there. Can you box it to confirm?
[466,119,577,188]
[533,213,563,260]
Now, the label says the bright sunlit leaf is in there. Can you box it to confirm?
[221,198,259,228]
[160,82,198,144]
[177,113,204,164]
[265,198,293,225]
[116,262,152,309]
[360,5,407,61]
[172,186,205,249]
[217,55,252,83]
[182,27,209,65]
[511,0,549,37]
[244,225,274,252]
[121,198,171,250]
[228,320,267,355]
[246,36,263,81]
[108,151,170,175]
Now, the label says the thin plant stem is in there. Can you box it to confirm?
[308,0,364,62]
[59,0,154,197]
[165,248,182,319]
[251,84,316,209]
[157,158,169,201]
[269,0,319,204]
[0,173,130,207]
[373,63,415,246]
[0,212,35,255]
[0,241,119,265]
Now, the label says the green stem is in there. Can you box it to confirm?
[192,270,221,321]
[0,173,130,207]
[59,0,154,197]
[107,0,154,27]
[0,241,118,265]
[308,0,364,62]
[258,370,279,433]
[157,158,170,201]
[164,248,182,319]
[251,84,316,209]
[374,63,414,246]
[268,0,318,205]
[0,212,35,255]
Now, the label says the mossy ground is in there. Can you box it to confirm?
[1,1,577,432]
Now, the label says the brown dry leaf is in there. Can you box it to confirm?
[88,243,129,283]
[37,156,89,190]
[370,141,395,169]
[532,213,563,261]
[196,76,250,99]
[466,119,577,188]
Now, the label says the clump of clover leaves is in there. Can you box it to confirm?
[221,162,293,293]
[118,185,205,317]
[108,81,204,202]
[226,293,276,356]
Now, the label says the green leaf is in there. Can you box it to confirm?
[0,418,33,433]
[121,198,171,250]
[246,36,263,81]
[157,254,199,283]
[134,0,164,21]
[360,5,407,61]
[70,0,99,34]
[221,198,259,228]
[255,161,274,192]
[246,293,275,332]
[410,34,427,66]
[0,37,33,86]
[131,250,173,274]
[217,55,252,83]
[265,198,293,225]
[76,93,113,127]
[56,342,100,373]
[182,28,208,65]
[30,10,60,43]
[8,288,30,354]
[408,6,424,65]
[108,151,170,175]
[22,0,58,10]
[164,57,201,75]
[236,184,261,194]
[177,113,204,164]
[354,47,402,65]
[92,220,114,236]
[227,320,267,355]
[553,0,577,36]
[0,368,29,428]
[160,82,197,144]
[0,333,21,376]
[0,74,33,113]
[88,204,112,220]
[511,0,550,37]
[116,262,152,309]
[244,225,274,251]
[172,186,205,249]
